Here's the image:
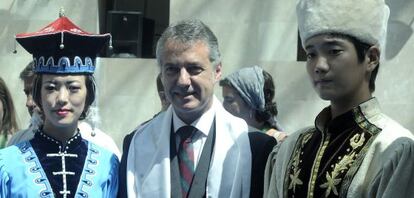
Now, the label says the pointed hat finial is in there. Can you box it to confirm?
[59,7,65,17]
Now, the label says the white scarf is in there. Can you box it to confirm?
[126,96,252,197]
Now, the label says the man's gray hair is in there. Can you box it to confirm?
[156,19,221,68]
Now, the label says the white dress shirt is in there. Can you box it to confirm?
[172,105,215,167]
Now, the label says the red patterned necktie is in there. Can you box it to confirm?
[177,126,196,198]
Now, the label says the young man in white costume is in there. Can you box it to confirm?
[264,0,414,197]
[119,19,252,198]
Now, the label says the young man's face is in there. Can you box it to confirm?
[304,34,371,103]
[160,40,221,124]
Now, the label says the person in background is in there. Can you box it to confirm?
[118,19,252,198]
[20,61,41,117]
[0,12,118,196]
[7,62,121,158]
[264,0,414,197]
[220,65,287,142]
[0,77,19,148]
[117,73,170,196]
[219,65,286,197]
[156,73,170,112]
[7,61,44,147]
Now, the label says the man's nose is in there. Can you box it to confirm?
[314,56,329,74]
[177,68,191,86]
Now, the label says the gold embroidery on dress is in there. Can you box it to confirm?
[319,133,366,197]
[288,133,313,192]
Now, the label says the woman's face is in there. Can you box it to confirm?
[41,74,87,129]
[222,85,252,122]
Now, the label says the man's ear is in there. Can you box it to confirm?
[214,63,222,82]
[366,45,380,72]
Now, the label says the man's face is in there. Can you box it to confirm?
[160,40,221,124]
[23,77,41,116]
[304,34,370,103]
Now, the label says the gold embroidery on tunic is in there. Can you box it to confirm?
[289,169,303,191]
[320,172,341,197]
[339,107,381,196]
[308,133,330,198]
[319,133,366,197]
[288,133,313,192]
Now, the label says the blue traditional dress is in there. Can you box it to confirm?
[6,9,118,198]
[0,129,118,197]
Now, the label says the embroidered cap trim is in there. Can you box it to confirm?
[34,56,95,74]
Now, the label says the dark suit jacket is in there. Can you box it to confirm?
[248,132,277,198]
[117,130,134,198]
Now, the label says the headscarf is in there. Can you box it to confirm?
[224,66,265,112]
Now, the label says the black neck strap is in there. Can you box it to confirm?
[170,117,216,198]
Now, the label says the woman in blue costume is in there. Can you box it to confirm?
[0,12,118,197]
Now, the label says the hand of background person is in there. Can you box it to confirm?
[266,129,288,143]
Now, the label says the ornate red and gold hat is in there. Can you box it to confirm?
[15,9,112,74]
